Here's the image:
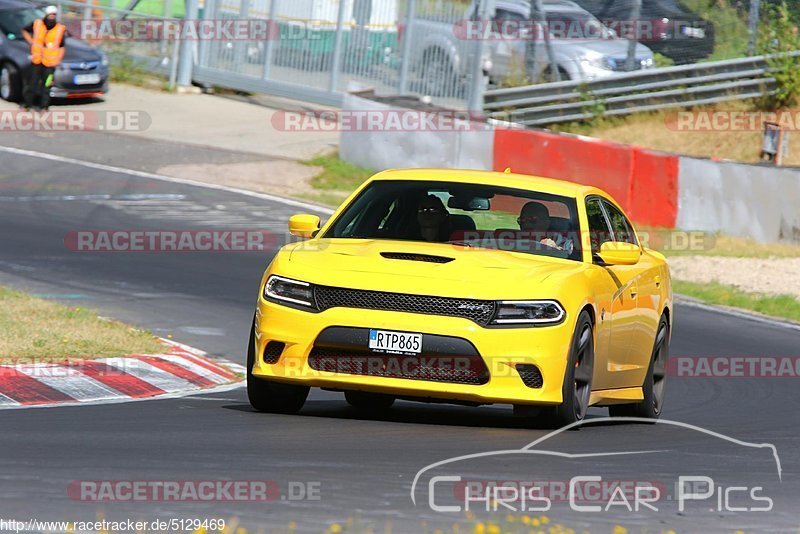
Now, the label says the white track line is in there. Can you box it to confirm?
[0,145,334,215]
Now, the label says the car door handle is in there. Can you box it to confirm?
[630,285,638,299]
[654,275,661,288]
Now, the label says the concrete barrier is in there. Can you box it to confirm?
[337,93,800,243]
[339,94,495,172]
[677,157,800,243]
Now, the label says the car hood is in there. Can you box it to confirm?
[62,37,102,62]
[283,239,585,300]
[559,38,653,58]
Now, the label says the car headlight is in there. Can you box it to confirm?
[581,53,616,71]
[101,53,109,67]
[263,275,316,308]
[491,300,565,325]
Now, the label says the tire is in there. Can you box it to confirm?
[420,48,457,97]
[246,317,309,414]
[0,62,21,102]
[609,315,669,420]
[540,310,594,428]
[344,390,395,411]
[541,65,570,83]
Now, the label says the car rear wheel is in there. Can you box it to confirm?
[247,317,309,414]
[0,62,21,102]
[540,310,594,428]
[609,315,669,420]
[344,390,395,411]
[420,48,457,97]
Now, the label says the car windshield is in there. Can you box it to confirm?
[0,8,41,36]
[545,10,612,39]
[324,180,582,261]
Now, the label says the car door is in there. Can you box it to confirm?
[488,8,530,79]
[600,199,659,387]
[585,197,641,390]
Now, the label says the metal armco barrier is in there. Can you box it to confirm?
[484,55,783,126]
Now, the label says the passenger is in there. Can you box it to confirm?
[417,195,450,242]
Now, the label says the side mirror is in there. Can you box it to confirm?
[288,213,320,238]
[598,241,641,265]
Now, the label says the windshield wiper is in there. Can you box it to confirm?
[447,240,473,248]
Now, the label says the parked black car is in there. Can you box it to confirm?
[574,0,715,64]
[0,0,109,102]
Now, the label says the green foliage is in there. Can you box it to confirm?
[577,83,606,125]
[652,53,675,68]
[757,1,800,108]
[683,0,750,60]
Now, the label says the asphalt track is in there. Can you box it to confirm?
[0,132,799,533]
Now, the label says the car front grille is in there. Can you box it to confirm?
[263,341,285,364]
[313,285,496,325]
[308,348,490,385]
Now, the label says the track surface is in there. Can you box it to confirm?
[0,133,798,533]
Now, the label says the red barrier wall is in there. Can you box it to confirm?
[493,129,678,228]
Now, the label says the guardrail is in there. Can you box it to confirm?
[483,55,785,126]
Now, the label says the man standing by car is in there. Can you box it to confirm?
[21,5,65,110]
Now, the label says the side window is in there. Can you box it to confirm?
[602,201,637,245]
[586,198,612,255]
[493,8,525,37]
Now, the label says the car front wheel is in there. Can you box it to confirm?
[609,315,669,420]
[540,310,594,428]
[0,62,21,102]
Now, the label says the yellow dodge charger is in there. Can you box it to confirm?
[248,169,672,426]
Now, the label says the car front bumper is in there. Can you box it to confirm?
[252,298,575,406]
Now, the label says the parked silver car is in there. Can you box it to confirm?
[406,0,654,96]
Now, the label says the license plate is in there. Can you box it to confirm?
[681,26,705,38]
[74,73,101,85]
[368,329,422,354]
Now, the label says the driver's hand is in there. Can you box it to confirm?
[540,238,561,250]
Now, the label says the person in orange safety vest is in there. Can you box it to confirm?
[22,5,66,111]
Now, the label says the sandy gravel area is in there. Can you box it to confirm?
[157,160,322,198]
[668,256,800,299]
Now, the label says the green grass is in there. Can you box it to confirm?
[674,280,800,323]
[0,286,164,362]
[301,152,373,207]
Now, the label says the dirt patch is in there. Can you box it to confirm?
[157,160,322,198]
[668,256,800,299]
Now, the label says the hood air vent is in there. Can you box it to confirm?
[380,252,454,264]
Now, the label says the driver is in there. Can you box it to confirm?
[417,195,450,242]
[518,201,569,251]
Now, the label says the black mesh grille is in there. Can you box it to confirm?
[308,348,490,385]
[263,341,285,364]
[380,252,454,264]
[313,286,496,325]
[517,364,543,389]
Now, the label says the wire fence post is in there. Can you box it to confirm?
[537,0,559,82]
[328,0,348,93]
[398,0,416,94]
[747,0,761,55]
[467,0,493,111]
[626,0,641,71]
[176,0,199,86]
[261,0,279,80]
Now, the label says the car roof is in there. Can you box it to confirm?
[368,168,609,200]
[497,0,589,14]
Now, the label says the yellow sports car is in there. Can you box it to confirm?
[248,169,672,426]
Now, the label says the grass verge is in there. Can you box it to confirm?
[641,228,800,258]
[0,286,164,363]
[674,280,800,323]
[300,152,373,207]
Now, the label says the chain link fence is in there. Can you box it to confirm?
[48,0,790,108]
